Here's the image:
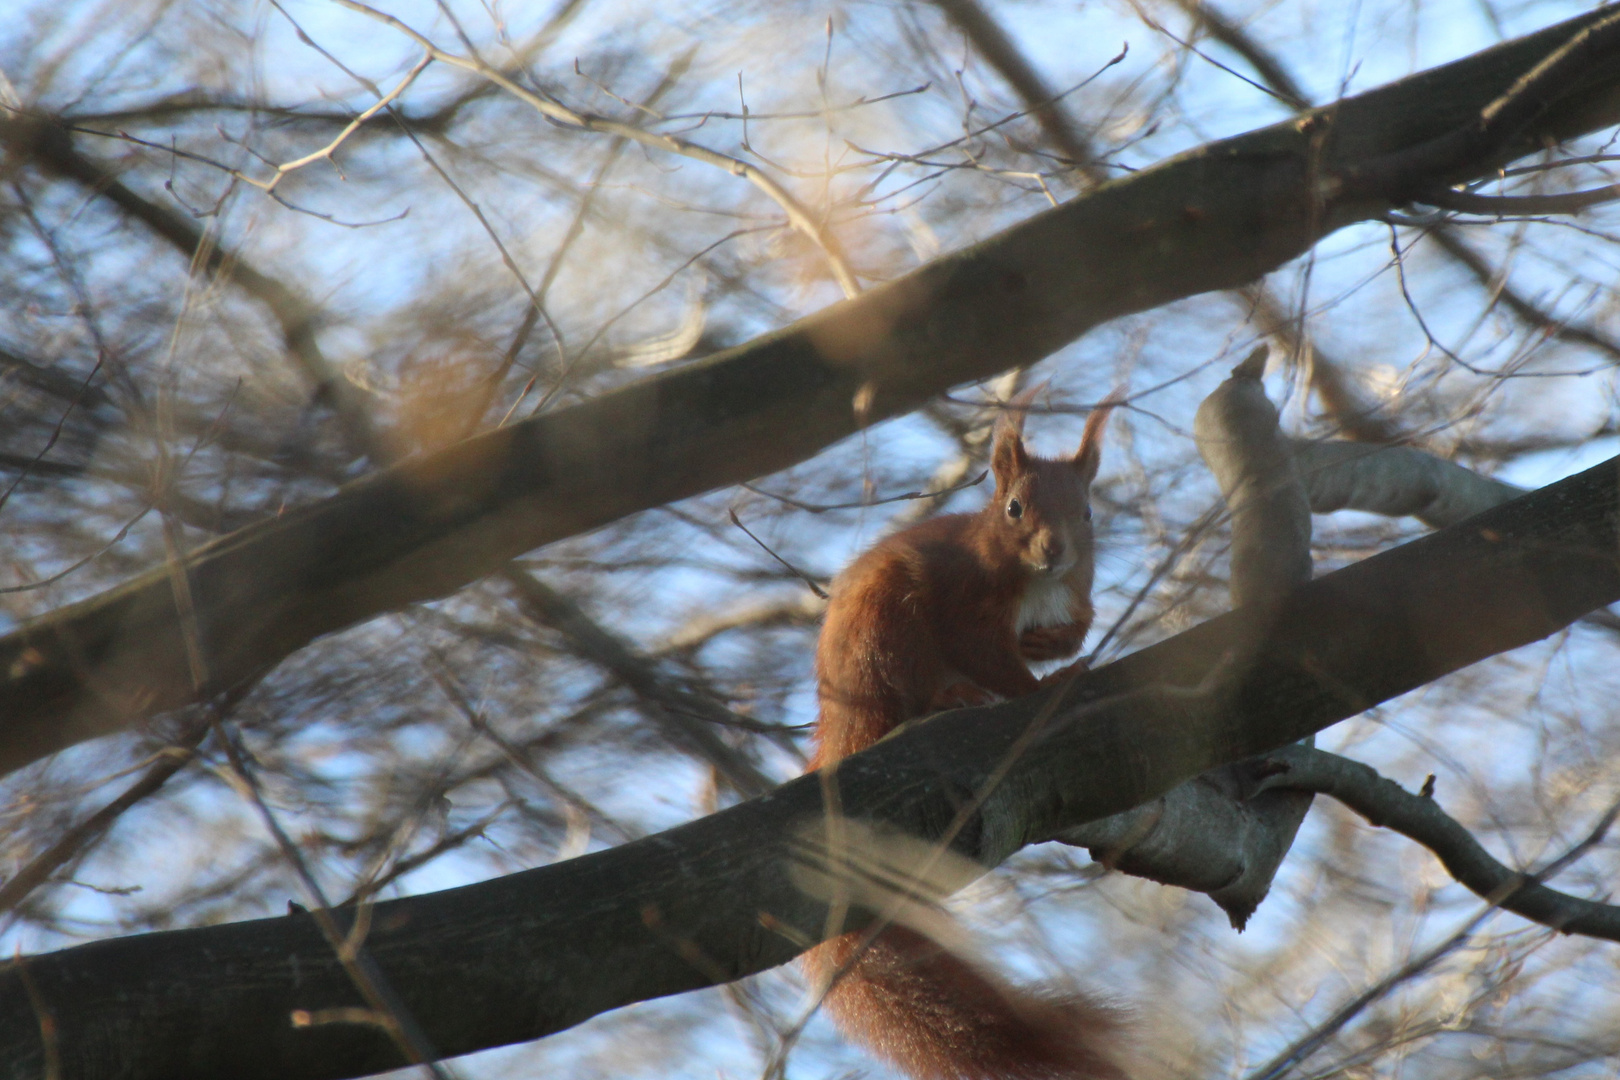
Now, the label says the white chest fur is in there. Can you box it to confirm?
[1016,575,1076,633]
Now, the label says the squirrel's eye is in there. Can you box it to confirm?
[1006,498,1023,520]
[1084,507,1092,521]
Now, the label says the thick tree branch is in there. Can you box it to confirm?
[946,0,1402,465]
[4,104,787,792]
[1290,436,1620,632]
[1183,10,1408,444]
[1339,9,1620,203]
[1196,350,1314,606]
[1162,349,1313,925]
[1291,439,1524,526]
[1,451,1617,1080]
[2,7,1619,776]
[940,0,1396,456]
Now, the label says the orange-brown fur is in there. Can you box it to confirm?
[805,392,1124,1080]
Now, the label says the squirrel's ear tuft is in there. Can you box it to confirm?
[991,382,1042,483]
[1073,389,1124,485]
[991,421,1029,482]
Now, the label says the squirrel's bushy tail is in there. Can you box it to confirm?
[803,925,1127,1080]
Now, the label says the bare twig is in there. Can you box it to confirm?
[501,567,783,792]
[341,802,514,907]
[742,469,986,515]
[727,510,829,600]
[218,45,433,197]
[1160,0,1311,109]
[1134,6,1308,110]
[1174,0,1620,428]
[0,115,386,461]
[932,0,1108,181]
[424,655,636,842]
[0,718,211,917]
[939,0,1402,449]
[1429,228,1620,362]
[1425,182,1620,216]
[333,0,862,299]
[658,83,930,123]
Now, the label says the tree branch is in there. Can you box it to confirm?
[1257,745,1620,942]
[3,6,1619,776]
[2,449,1617,1080]
[931,0,1107,181]
[1339,8,1620,203]
[1291,439,1524,527]
[1424,181,1620,215]
[1239,782,1620,1080]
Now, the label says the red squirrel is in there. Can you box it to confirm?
[803,388,1125,1080]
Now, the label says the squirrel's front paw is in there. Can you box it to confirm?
[931,682,997,710]
[1019,623,1086,661]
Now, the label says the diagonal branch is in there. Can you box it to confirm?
[1339,8,1620,202]
[0,719,210,918]
[932,0,1108,183]
[1425,180,1620,215]
[1,448,1616,1080]
[2,6,1618,776]
[1258,745,1620,941]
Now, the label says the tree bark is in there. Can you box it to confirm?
[2,451,1616,1080]
[2,5,1619,776]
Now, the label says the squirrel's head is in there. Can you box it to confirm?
[988,385,1116,578]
